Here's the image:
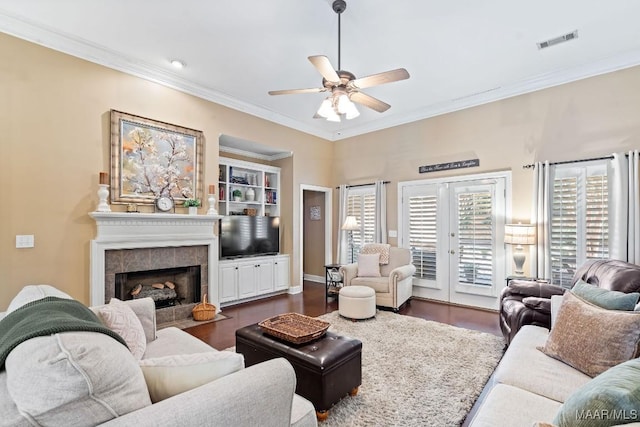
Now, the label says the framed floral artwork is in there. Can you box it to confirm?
[110,110,204,204]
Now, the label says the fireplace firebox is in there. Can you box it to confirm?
[115,266,201,309]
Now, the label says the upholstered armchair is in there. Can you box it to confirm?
[500,259,640,345]
[339,246,416,311]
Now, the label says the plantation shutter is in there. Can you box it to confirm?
[346,188,376,263]
[585,174,608,259]
[457,190,493,286]
[408,195,438,280]
[550,176,578,287]
[550,163,609,287]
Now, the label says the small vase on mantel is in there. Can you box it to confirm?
[188,206,198,215]
[245,187,255,202]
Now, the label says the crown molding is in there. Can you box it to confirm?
[219,145,292,161]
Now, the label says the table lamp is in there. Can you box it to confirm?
[504,223,536,276]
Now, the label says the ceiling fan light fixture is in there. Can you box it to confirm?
[268,0,409,120]
[345,102,360,119]
[317,98,334,118]
[325,109,341,122]
[337,94,351,114]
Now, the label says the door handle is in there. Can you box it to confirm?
[450,250,455,255]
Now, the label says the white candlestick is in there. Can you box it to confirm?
[206,193,218,215]
[97,184,111,212]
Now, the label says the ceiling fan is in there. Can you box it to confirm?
[268,0,410,122]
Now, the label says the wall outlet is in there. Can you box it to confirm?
[16,235,34,248]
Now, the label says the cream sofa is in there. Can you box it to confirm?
[0,286,317,427]
[339,246,416,311]
[468,294,640,427]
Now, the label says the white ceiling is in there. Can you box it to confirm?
[2,0,640,141]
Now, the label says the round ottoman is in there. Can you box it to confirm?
[339,286,376,320]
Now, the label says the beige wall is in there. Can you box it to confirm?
[303,191,326,277]
[0,33,332,309]
[332,66,640,259]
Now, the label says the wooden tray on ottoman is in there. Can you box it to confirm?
[258,313,330,344]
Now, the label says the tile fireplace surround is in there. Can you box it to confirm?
[90,212,222,322]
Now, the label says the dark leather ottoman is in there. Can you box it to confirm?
[236,323,362,419]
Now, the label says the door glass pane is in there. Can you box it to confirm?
[457,191,493,286]
[408,195,437,280]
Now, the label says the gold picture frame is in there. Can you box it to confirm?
[110,110,204,204]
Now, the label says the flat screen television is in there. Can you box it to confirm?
[219,216,280,259]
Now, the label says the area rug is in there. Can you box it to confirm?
[316,310,505,426]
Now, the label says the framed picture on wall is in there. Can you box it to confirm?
[109,110,204,204]
[310,205,321,221]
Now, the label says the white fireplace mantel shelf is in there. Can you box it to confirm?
[89,211,222,307]
[90,212,222,243]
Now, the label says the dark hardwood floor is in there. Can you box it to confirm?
[185,281,502,350]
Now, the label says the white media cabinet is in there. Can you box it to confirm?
[218,254,290,305]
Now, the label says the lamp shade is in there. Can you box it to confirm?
[504,224,536,245]
[341,216,359,231]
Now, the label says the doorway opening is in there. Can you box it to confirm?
[299,185,333,286]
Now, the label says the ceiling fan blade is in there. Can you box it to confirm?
[350,91,391,113]
[308,55,340,83]
[351,68,410,89]
[268,87,326,96]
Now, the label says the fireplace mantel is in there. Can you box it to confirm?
[89,212,222,308]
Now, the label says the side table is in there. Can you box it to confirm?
[506,276,549,285]
[325,264,343,301]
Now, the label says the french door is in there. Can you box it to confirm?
[399,173,508,310]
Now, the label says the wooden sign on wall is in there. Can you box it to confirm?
[419,159,479,174]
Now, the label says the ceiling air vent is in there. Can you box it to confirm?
[537,30,578,49]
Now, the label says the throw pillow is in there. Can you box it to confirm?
[357,253,381,277]
[6,332,151,426]
[98,299,146,360]
[6,285,72,314]
[108,297,156,343]
[538,291,640,377]
[572,279,640,311]
[553,357,640,427]
[360,243,391,265]
[139,351,245,403]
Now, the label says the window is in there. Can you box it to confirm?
[550,162,609,287]
[346,187,376,263]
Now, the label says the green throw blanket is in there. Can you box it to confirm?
[0,296,128,370]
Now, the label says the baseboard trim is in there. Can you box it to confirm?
[219,290,288,308]
[303,274,324,283]
[288,285,303,295]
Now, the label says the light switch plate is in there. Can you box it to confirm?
[388,230,398,238]
[16,234,34,248]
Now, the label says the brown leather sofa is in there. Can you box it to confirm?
[499,259,640,345]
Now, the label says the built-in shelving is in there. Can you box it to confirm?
[218,157,280,216]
